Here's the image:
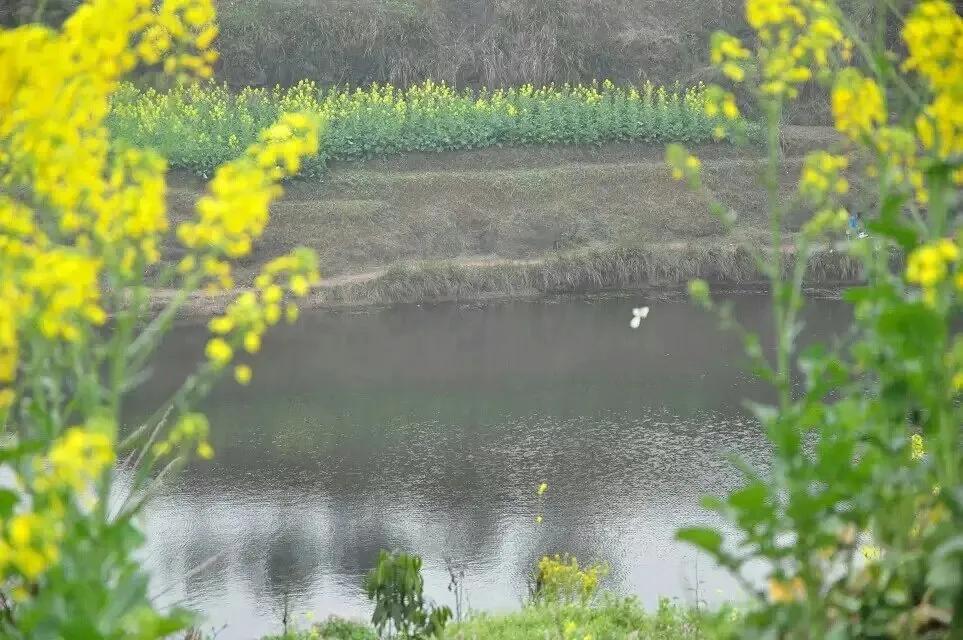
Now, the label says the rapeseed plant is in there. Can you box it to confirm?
[0,0,322,634]
[671,0,963,636]
[108,79,734,177]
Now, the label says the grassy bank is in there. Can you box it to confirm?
[164,138,836,280]
[262,598,730,640]
[317,244,862,306]
[109,80,737,176]
[156,132,859,314]
[163,242,864,316]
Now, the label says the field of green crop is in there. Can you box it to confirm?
[108,80,736,177]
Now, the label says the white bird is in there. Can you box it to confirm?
[630,306,650,329]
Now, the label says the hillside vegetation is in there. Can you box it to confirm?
[5,0,875,123]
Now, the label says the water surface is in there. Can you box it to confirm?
[131,293,850,638]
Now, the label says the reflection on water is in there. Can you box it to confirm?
[129,293,849,638]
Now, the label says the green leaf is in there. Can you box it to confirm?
[865,218,917,250]
[0,489,19,517]
[928,535,963,591]
[676,526,724,554]
[744,401,777,427]
[700,495,725,512]
[729,482,768,512]
[842,284,883,305]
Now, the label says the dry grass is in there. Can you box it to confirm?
[319,243,863,305]
[214,0,749,89]
[165,140,838,281]
[162,137,868,310]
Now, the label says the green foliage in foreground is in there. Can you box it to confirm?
[365,550,452,638]
[443,598,729,640]
[264,599,729,640]
[261,615,378,640]
[107,79,738,177]
[667,0,963,637]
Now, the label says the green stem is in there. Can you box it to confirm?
[927,170,958,489]
[27,344,54,440]
[31,0,49,23]
[869,149,890,282]
[127,273,201,372]
[874,0,887,59]
[119,368,203,452]
[927,167,948,238]
[108,285,136,420]
[763,98,792,408]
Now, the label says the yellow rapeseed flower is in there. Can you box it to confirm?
[768,576,805,603]
[721,95,739,119]
[47,426,115,493]
[903,1,963,94]
[243,331,261,354]
[289,274,310,296]
[205,337,232,367]
[178,113,320,270]
[861,545,882,561]
[910,433,925,460]
[907,239,958,293]
[799,151,848,203]
[737,0,849,98]
[722,62,746,82]
[234,364,252,385]
[832,69,885,139]
[196,441,215,459]
[209,316,234,334]
[937,238,959,261]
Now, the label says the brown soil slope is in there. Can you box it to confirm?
[159,128,868,312]
[167,127,849,282]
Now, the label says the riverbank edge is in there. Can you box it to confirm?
[256,596,728,640]
[156,241,864,317]
[154,127,862,318]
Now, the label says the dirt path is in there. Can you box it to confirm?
[316,255,540,286]
[151,255,546,315]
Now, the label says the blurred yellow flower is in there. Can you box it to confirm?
[205,337,233,367]
[234,364,253,385]
[832,69,884,139]
[196,442,215,460]
[910,433,925,460]
[768,576,805,603]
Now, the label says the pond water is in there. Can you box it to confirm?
[129,292,851,639]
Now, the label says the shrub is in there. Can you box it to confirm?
[529,554,609,606]
[262,616,379,640]
[365,550,452,639]
[314,617,380,640]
